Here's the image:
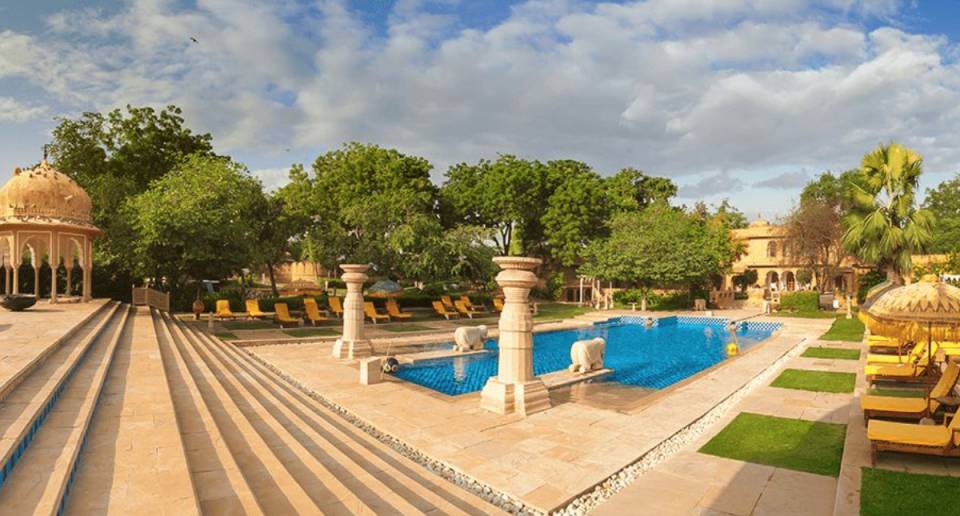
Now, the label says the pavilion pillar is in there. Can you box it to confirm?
[33,261,39,298]
[4,266,9,295]
[12,262,18,295]
[65,265,73,297]
[480,256,551,416]
[331,264,372,360]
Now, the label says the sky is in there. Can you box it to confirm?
[1,0,959,220]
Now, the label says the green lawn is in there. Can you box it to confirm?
[770,369,856,393]
[215,332,239,340]
[860,467,960,516]
[801,346,861,360]
[820,317,865,342]
[533,303,593,322]
[222,320,276,330]
[381,324,435,333]
[283,328,339,338]
[699,412,846,477]
[774,310,844,319]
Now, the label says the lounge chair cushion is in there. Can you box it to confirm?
[860,396,931,414]
[868,420,952,447]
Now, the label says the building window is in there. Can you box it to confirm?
[767,241,778,258]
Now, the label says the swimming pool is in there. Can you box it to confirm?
[393,316,780,396]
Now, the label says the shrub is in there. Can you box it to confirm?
[857,270,885,303]
[780,291,819,312]
[613,289,645,305]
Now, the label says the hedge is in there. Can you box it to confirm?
[612,289,693,310]
[780,291,819,312]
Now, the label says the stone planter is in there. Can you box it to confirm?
[1,295,37,311]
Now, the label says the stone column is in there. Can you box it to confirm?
[4,266,9,295]
[65,265,73,297]
[33,261,40,298]
[480,256,551,416]
[12,262,18,295]
[331,264,372,360]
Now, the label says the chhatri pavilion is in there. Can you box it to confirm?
[0,159,99,302]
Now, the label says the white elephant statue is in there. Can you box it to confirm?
[454,325,488,352]
[569,337,606,374]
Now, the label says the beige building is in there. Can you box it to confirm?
[259,260,328,287]
[725,218,866,294]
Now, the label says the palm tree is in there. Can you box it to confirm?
[843,143,933,284]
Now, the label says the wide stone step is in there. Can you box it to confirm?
[158,311,322,514]
[0,301,120,486]
[0,304,129,515]
[169,312,413,514]
[64,307,199,515]
[182,318,499,515]
[152,310,264,515]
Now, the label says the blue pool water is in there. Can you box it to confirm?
[394,316,780,396]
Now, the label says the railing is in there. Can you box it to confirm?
[131,286,170,312]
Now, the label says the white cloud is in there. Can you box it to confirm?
[0,97,47,122]
[0,0,957,207]
[250,166,294,192]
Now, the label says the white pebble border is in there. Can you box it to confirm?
[242,336,805,515]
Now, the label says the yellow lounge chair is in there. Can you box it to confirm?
[432,301,460,320]
[862,362,960,421]
[364,302,390,324]
[215,299,236,320]
[493,297,504,312]
[865,346,937,382]
[303,298,328,326]
[245,298,270,320]
[385,299,413,320]
[328,296,344,318]
[868,335,909,353]
[441,295,456,311]
[274,303,301,328]
[460,295,487,313]
[867,341,926,365]
[454,300,483,319]
[867,403,960,464]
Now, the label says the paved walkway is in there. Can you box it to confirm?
[597,333,856,516]
[250,314,829,512]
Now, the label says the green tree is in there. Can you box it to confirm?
[843,143,934,283]
[603,167,677,213]
[541,160,608,266]
[442,155,550,256]
[581,204,740,305]
[124,155,265,298]
[295,143,442,277]
[923,174,960,253]
[46,105,215,296]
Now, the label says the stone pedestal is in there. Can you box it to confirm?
[359,357,383,385]
[332,264,373,360]
[480,256,551,416]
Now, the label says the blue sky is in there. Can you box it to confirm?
[1,0,959,219]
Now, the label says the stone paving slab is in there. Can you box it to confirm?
[0,299,109,400]
[250,316,828,513]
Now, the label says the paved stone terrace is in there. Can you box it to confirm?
[596,331,853,516]
[0,299,110,400]
[249,311,833,513]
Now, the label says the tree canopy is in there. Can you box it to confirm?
[124,154,265,294]
[581,204,741,296]
[923,173,960,254]
[46,105,215,296]
[843,143,933,282]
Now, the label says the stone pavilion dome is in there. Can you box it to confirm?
[0,160,97,230]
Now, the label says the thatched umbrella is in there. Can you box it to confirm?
[860,274,960,364]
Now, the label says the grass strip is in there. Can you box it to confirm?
[770,368,856,393]
[802,346,861,360]
[860,467,960,516]
[699,412,846,477]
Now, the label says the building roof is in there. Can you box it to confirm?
[0,160,100,233]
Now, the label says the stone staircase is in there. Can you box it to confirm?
[0,305,498,514]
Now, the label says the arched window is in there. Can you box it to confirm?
[767,241,778,258]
